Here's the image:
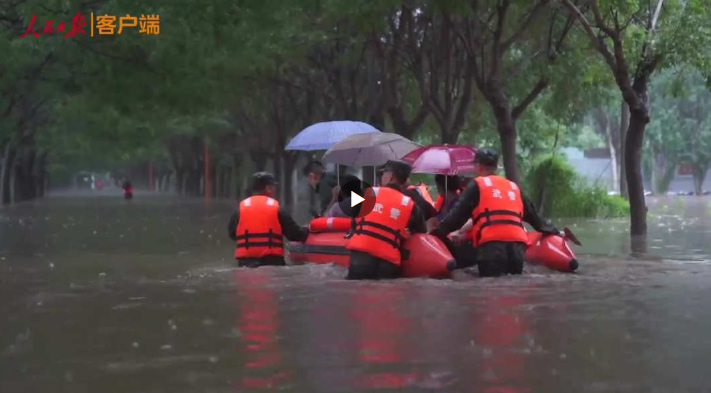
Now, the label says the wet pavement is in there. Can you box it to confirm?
[1,192,711,392]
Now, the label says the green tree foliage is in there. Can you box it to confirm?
[561,0,711,240]
[646,68,711,194]
[525,154,628,218]
[1,0,710,236]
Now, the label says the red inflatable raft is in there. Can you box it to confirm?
[525,227,581,272]
[289,217,580,277]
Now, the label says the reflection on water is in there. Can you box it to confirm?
[234,269,293,390]
[352,285,418,389]
[1,194,711,392]
[475,293,530,393]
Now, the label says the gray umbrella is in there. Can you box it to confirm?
[322,132,421,167]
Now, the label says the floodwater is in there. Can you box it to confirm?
[1,192,711,393]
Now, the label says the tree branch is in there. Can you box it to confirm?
[512,76,549,120]
[560,0,616,71]
[502,1,547,51]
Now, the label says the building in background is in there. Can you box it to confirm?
[562,147,710,194]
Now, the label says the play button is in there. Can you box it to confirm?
[351,191,365,207]
[337,180,375,218]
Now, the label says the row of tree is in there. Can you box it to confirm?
[1,0,710,241]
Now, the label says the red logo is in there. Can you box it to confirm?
[20,13,88,38]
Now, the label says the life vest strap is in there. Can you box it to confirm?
[235,242,284,249]
[235,229,284,249]
[475,219,524,242]
[234,232,284,241]
[478,219,524,230]
[353,228,401,249]
[475,207,524,243]
[356,220,405,242]
[472,209,522,225]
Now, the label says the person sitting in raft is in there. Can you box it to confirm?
[228,172,309,268]
[345,160,426,280]
[325,176,364,218]
[407,182,436,206]
[302,160,359,217]
[405,181,438,222]
[458,175,472,190]
[434,174,461,218]
[430,148,559,277]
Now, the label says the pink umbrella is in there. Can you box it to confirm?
[401,144,478,175]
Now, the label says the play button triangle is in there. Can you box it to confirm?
[351,191,365,207]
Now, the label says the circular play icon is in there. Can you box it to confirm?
[337,180,376,218]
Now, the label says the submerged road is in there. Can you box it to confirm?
[1,192,711,392]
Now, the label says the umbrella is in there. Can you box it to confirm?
[402,144,478,209]
[285,121,381,151]
[401,144,478,175]
[322,132,421,167]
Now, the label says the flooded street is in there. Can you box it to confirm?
[2,193,711,392]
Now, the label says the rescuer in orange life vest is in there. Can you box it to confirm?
[430,148,559,277]
[228,172,309,268]
[345,160,427,280]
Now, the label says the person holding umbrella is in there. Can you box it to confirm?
[228,172,309,268]
[430,148,559,277]
[302,160,359,217]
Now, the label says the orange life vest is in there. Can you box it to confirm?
[234,195,284,259]
[470,175,528,246]
[434,195,444,211]
[407,183,435,206]
[346,187,414,265]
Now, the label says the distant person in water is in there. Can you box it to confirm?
[122,179,133,200]
[228,172,309,268]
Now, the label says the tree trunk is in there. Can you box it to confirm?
[165,173,172,192]
[210,165,217,199]
[250,153,268,172]
[225,168,231,198]
[282,164,295,212]
[606,123,619,192]
[0,145,11,205]
[651,150,661,194]
[230,158,238,199]
[187,164,201,196]
[9,153,17,204]
[1,146,16,205]
[179,171,187,195]
[625,110,648,238]
[291,167,298,211]
[619,102,630,199]
[219,168,225,198]
[498,120,520,183]
[22,148,36,201]
[273,154,282,199]
[215,165,221,199]
[692,164,708,195]
[35,152,47,198]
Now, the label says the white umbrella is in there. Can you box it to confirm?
[322,132,421,183]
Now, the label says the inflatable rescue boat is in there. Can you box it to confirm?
[289,217,580,277]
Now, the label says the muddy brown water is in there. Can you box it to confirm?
[1,192,710,392]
